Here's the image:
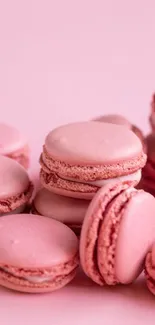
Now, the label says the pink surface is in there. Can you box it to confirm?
[0,0,155,323]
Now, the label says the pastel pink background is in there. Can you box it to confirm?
[0,0,155,324]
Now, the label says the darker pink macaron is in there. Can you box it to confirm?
[145,243,155,295]
[0,123,30,169]
[40,122,146,200]
[32,188,89,235]
[0,214,79,293]
[80,182,155,285]
[140,133,155,195]
[149,93,155,132]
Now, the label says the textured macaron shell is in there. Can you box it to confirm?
[0,156,30,198]
[0,123,27,155]
[45,122,143,165]
[0,214,78,268]
[33,188,88,224]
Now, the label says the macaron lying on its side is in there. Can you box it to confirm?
[0,156,33,216]
[93,114,146,153]
[0,214,79,293]
[0,123,30,169]
[40,122,146,200]
[80,182,155,285]
[32,188,89,235]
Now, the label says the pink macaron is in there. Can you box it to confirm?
[0,214,79,293]
[145,243,155,295]
[93,114,146,152]
[149,93,155,132]
[0,156,33,216]
[32,188,89,235]
[80,182,155,285]
[0,123,30,169]
[40,122,146,200]
[140,133,155,195]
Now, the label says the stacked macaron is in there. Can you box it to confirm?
[33,121,146,234]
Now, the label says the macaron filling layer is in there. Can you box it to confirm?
[41,147,146,181]
[0,254,78,286]
[59,170,142,187]
[0,267,77,290]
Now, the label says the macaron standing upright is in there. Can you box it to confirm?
[32,188,89,235]
[0,123,30,169]
[0,156,33,216]
[80,182,155,286]
[40,122,146,200]
[0,214,79,293]
[93,114,147,153]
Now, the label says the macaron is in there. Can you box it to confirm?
[140,134,155,195]
[0,123,30,169]
[145,243,155,295]
[32,188,89,235]
[80,182,155,285]
[40,122,146,200]
[0,214,79,293]
[149,93,155,132]
[93,114,146,152]
[0,156,33,216]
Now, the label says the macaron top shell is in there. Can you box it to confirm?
[0,214,78,268]
[0,156,30,198]
[34,188,88,224]
[45,122,143,165]
[0,123,27,155]
[93,114,131,127]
